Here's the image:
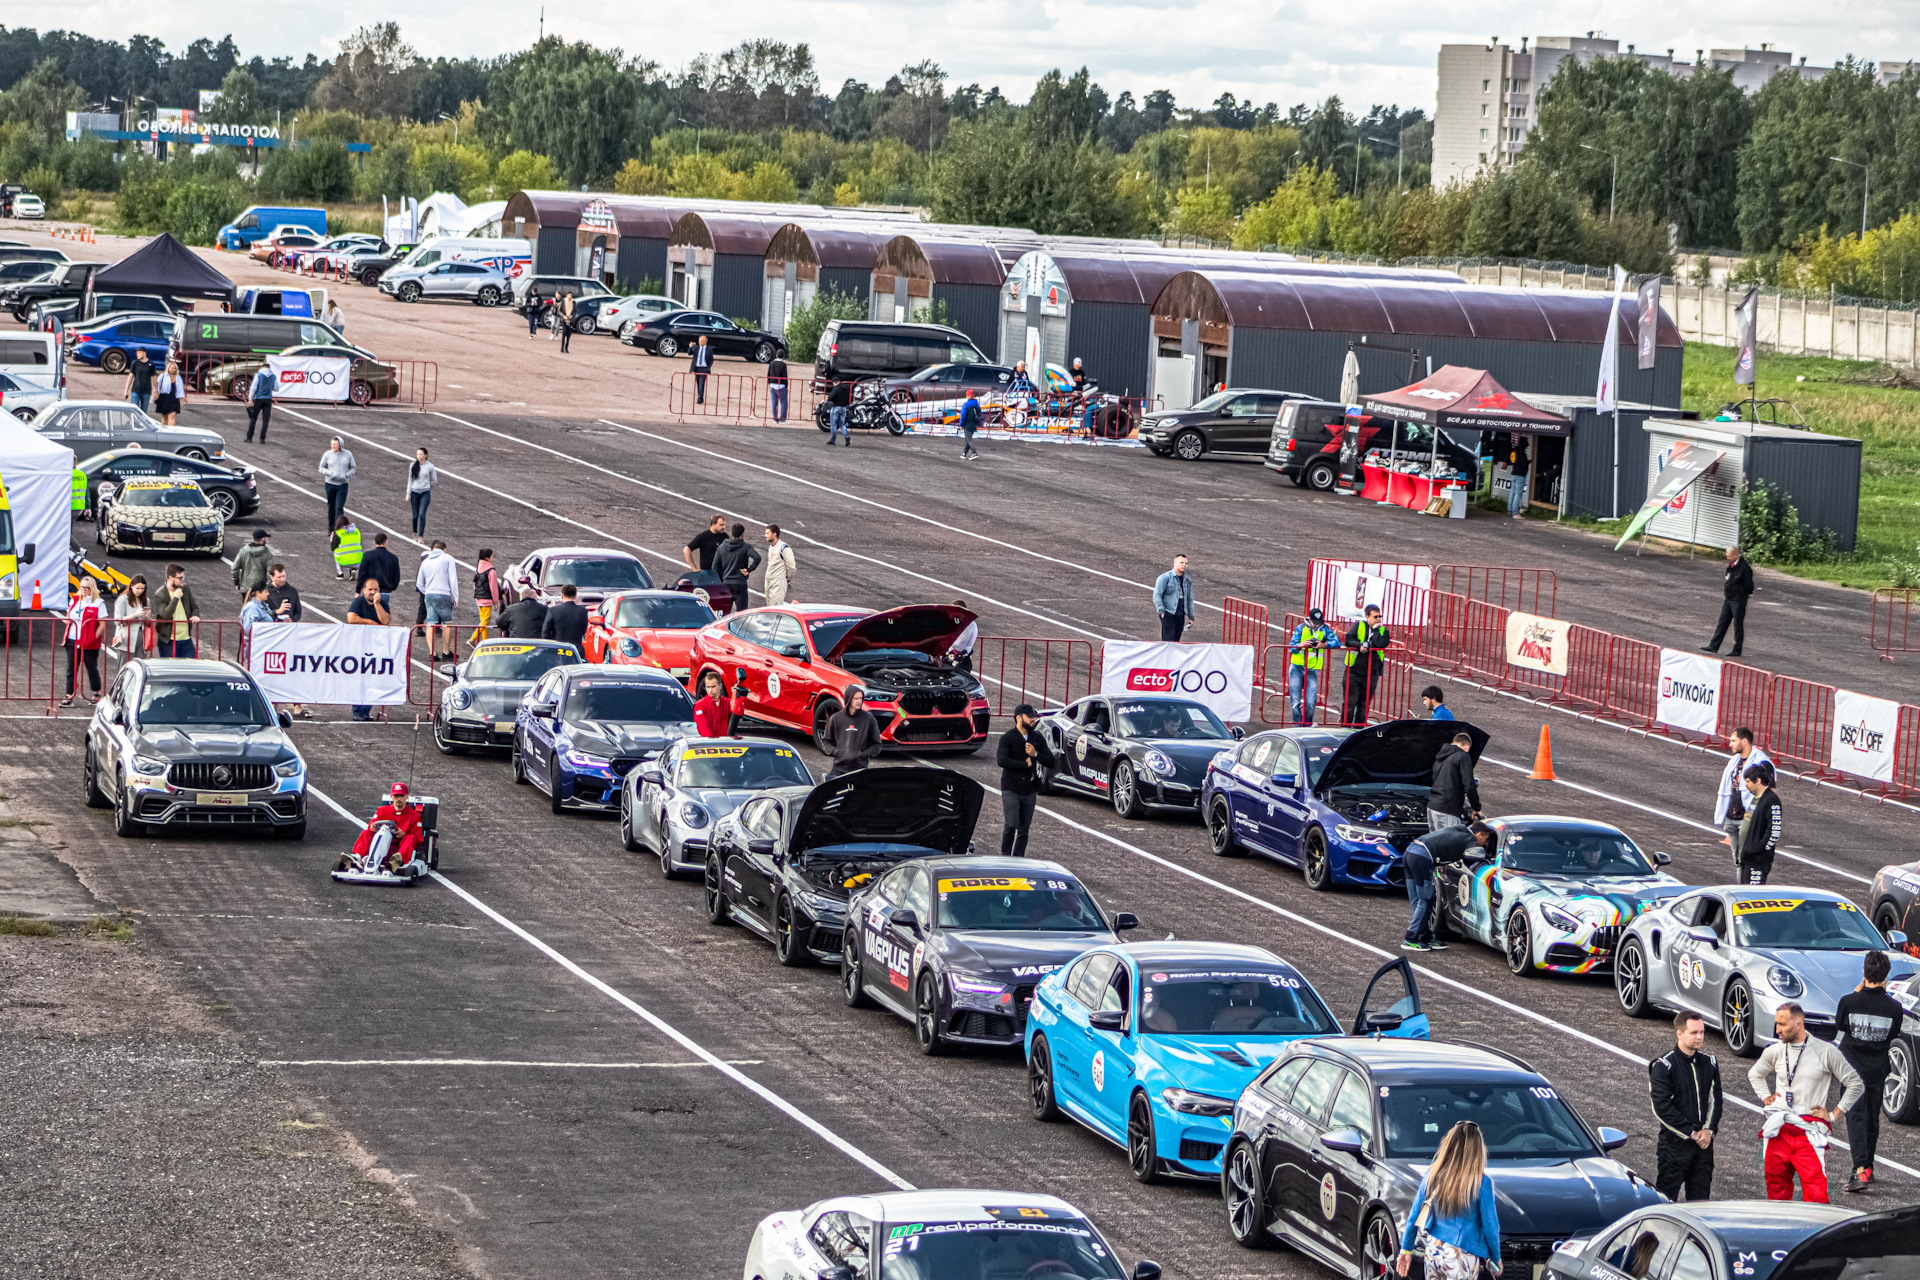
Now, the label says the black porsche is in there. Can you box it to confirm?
[841,855,1138,1055]
[703,766,984,967]
[1038,693,1241,818]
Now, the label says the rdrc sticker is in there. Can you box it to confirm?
[1732,898,1806,915]
[938,877,1034,893]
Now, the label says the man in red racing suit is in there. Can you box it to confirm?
[350,783,425,870]
[692,668,747,738]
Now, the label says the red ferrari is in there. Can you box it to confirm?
[585,589,719,681]
[686,604,988,753]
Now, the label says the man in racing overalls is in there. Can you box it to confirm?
[350,783,426,871]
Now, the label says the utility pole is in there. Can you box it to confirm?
[1579,143,1618,221]
[1830,156,1869,238]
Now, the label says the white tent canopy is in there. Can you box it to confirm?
[0,415,74,611]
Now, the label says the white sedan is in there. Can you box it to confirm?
[606,294,681,343]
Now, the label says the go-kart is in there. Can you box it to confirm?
[331,795,440,886]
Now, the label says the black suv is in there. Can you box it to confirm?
[2,261,105,322]
[816,320,987,382]
[1267,399,1480,491]
[1138,388,1310,461]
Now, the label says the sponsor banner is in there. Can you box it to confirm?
[1503,611,1571,676]
[247,622,407,705]
[1100,641,1254,722]
[1614,441,1725,549]
[265,355,352,402]
[1831,688,1899,782]
[1656,648,1723,735]
[1321,562,1431,627]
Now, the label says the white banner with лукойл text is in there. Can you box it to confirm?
[246,621,408,705]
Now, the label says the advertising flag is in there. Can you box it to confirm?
[1595,265,1626,413]
[1636,276,1661,371]
[1734,286,1760,386]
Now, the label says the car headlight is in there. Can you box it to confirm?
[1143,749,1175,776]
[1161,1088,1236,1116]
[966,681,987,699]
[677,800,711,829]
[1538,903,1584,933]
[564,750,611,770]
[1333,823,1392,845]
[1767,965,1805,998]
[448,688,472,710]
[194,523,220,534]
[130,754,170,777]
[950,975,1008,997]
[273,758,303,778]
[861,689,898,703]
[116,522,141,536]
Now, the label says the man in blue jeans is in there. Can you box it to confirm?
[1153,554,1194,641]
[827,378,852,446]
[766,355,788,423]
[1402,822,1490,951]
[1287,608,1339,726]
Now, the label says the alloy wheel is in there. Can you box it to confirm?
[1616,939,1648,1015]
[208,489,238,520]
[1505,913,1535,975]
[656,336,678,358]
[1028,1038,1060,1120]
[1127,1095,1162,1183]
[704,855,730,925]
[1724,979,1756,1056]
[1208,797,1238,856]
[1303,830,1331,890]
[915,974,945,1055]
[842,939,870,1008]
[1361,1213,1399,1278]
[1173,430,1205,460]
[775,896,809,967]
[1224,1144,1272,1247]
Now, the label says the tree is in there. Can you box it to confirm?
[311,22,419,118]
[494,149,561,195]
[0,59,83,141]
[1299,97,1351,186]
[485,38,654,186]
[692,40,819,131]
[877,60,947,153]
[202,67,266,124]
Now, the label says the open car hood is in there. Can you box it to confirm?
[823,605,976,663]
[1318,719,1488,791]
[790,767,984,858]
[1771,1204,1920,1279]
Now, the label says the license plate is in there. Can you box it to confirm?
[153,531,186,542]
[195,792,247,806]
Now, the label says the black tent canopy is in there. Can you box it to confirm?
[89,233,235,301]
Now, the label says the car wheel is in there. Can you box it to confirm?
[1208,796,1240,856]
[431,712,468,756]
[574,315,596,336]
[398,282,421,303]
[774,894,811,968]
[1505,912,1536,976]
[1172,429,1205,461]
[1303,828,1333,890]
[1304,457,1338,491]
[547,753,567,814]
[12,407,34,422]
[100,349,129,375]
[914,973,947,1056]
[619,791,642,851]
[1877,902,1903,938]
[349,381,374,407]
[1028,1036,1062,1121]
[1223,1142,1276,1249]
[1723,978,1759,1057]
[658,838,680,879]
[113,785,144,838]
[1360,1211,1400,1279]
[511,738,529,784]
[1887,1040,1920,1124]
[703,854,731,925]
[1111,761,1145,819]
[812,699,842,755]
[360,268,382,286]
[841,938,873,1008]
[477,285,501,307]
[1616,937,1653,1017]
[1127,1093,1164,1184]
[178,447,210,462]
[656,335,678,358]
[207,489,238,521]
[83,746,110,809]
[751,341,776,364]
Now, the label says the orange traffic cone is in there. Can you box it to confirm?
[1529,724,1556,780]
[29,579,41,610]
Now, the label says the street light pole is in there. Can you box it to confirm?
[1579,143,1618,221]
[1367,135,1402,189]
[1830,156,1869,239]
[438,112,457,146]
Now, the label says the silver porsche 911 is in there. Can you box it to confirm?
[619,737,814,878]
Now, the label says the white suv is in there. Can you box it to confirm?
[379,259,511,306]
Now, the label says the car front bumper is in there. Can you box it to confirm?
[440,708,517,749]
[113,525,223,552]
[866,702,991,749]
[1155,1108,1232,1178]
[125,776,306,828]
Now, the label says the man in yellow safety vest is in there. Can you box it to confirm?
[1342,605,1391,725]
[331,517,363,580]
[1287,607,1340,725]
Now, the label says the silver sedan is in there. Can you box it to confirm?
[619,737,814,879]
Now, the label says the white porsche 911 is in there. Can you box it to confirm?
[743,1188,1160,1280]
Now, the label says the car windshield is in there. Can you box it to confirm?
[138,677,272,726]
[1139,966,1338,1036]
[464,643,580,681]
[677,742,813,789]
[806,615,867,654]
[1381,1081,1598,1160]
[1186,389,1242,413]
[614,595,715,629]
[1731,897,1887,951]
[1502,828,1655,877]
[565,681,695,724]
[879,1218,1126,1280]
[935,874,1109,931]
[120,486,210,509]
[1295,733,1351,786]
[546,557,649,590]
[1115,700,1231,740]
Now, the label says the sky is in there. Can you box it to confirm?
[45,0,1920,117]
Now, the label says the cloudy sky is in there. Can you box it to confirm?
[51,0,1920,116]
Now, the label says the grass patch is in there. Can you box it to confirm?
[85,916,134,943]
[0,817,46,829]
[0,916,60,937]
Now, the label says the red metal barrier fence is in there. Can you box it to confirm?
[389,360,438,409]
[667,372,818,426]
[1258,630,1416,728]
[1871,589,1919,661]
[974,638,1097,716]
[1222,596,1271,686]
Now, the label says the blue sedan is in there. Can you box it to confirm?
[69,315,176,375]
[1202,719,1488,890]
[1024,940,1426,1184]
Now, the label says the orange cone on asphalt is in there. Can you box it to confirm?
[1530,724,1556,780]
[29,580,40,610]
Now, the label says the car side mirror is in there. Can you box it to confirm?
[1270,773,1296,789]
[530,700,557,718]
[1890,930,1908,948]
[1088,1009,1128,1033]
[1132,1264,1162,1280]
[277,710,293,728]
[822,1267,855,1280]
[1653,851,1672,865]
[890,908,919,933]
[1685,924,1720,949]
[1363,1011,1405,1033]
[746,838,777,857]
[1596,1127,1629,1152]
[637,766,663,786]
[1112,912,1139,931]
[1463,844,1491,862]
[1318,1127,1366,1154]
[1231,726,1244,740]
[438,663,456,681]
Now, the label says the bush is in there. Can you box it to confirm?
[1740,480,1836,563]
[163,180,247,245]
[61,138,120,192]
[259,140,354,202]
[784,287,866,362]
[20,163,59,202]
[114,157,173,233]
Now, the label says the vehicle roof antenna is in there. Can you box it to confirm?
[407,712,422,797]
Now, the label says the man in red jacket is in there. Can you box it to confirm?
[350,783,425,871]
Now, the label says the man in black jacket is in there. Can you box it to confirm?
[1341,605,1389,725]
[711,524,762,616]
[1837,950,1906,1193]
[1738,763,1781,884]
[1426,732,1482,829]
[824,689,883,778]
[1650,1012,1723,1201]
[355,531,402,611]
[1704,545,1756,657]
[498,589,548,639]
[542,584,590,648]
[997,703,1056,857]
[1400,822,1490,951]
[690,335,714,404]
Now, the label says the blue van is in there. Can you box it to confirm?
[217,206,328,251]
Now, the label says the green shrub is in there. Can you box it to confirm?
[61,138,120,192]
[259,140,353,202]
[783,287,867,362]
[1740,480,1836,563]
[114,157,173,233]
[20,163,59,201]
[163,180,247,245]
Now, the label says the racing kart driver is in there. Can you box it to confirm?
[350,783,426,871]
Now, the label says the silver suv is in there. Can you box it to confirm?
[379,259,511,306]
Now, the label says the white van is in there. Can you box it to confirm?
[0,332,59,391]
[395,237,532,281]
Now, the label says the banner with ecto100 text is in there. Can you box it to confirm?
[1831,688,1900,782]
[246,622,408,705]
[1656,648,1723,735]
[1100,641,1255,723]
[1503,611,1571,676]
[265,355,352,402]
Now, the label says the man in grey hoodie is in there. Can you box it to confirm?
[318,437,355,529]
[230,528,276,601]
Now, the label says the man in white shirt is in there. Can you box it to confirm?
[415,539,462,663]
[949,599,978,674]
[1713,727,1770,853]
[1749,1002,1864,1202]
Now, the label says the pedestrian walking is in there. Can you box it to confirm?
[245,362,275,441]
[762,525,797,606]
[1287,608,1339,725]
[960,388,982,459]
[408,447,436,537]
[356,531,401,611]
[1427,732,1482,830]
[557,290,575,353]
[1713,727,1771,853]
[827,378,852,446]
[498,587,548,639]
[1342,604,1390,725]
[345,578,390,721]
[1750,1003,1864,1203]
[318,436,354,529]
[996,704,1056,856]
[766,355,789,423]
[712,523,761,615]
[416,539,461,662]
[1394,1122,1501,1280]
[542,584,590,648]
[153,358,186,425]
[948,599,976,674]
[544,293,559,342]
[690,335,713,404]
[692,669,746,737]
[526,293,542,339]
[1400,822,1488,951]
[1737,763,1781,885]
[329,515,362,581]
[113,574,156,660]
[470,549,506,644]
[153,563,199,659]
[823,689,883,778]
[1421,686,1454,720]
[124,348,156,415]
[1703,545,1756,657]
[1837,950,1905,1194]
[230,527,275,601]
[683,514,728,573]
[1650,1012,1723,1201]
[1153,555,1194,642]
[59,576,105,706]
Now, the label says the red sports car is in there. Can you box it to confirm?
[686,604,988,753]
[585,589,718,681]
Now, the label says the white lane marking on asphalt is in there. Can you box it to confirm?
[150,911,477,930]
[924,759,1920,1179]
[263,1058,764,1068]
[226,453,476,572]
[303,781,915,1191]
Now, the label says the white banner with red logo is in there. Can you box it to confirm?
[1321,562,1431,626]
[1504,611,1572,676]
[264,355,352,402]
[1656,648,1723,735]
[1100,641,1255,722]
[246,621,408,704]
[1831,688,1899,782]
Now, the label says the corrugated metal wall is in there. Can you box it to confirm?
[535,227,575,275]
[819,267,869,306]
[1748,435,1861,551]
[1562,406,1656,520]
[617,237,668,291]
[932,283,1000,356]
[1069,301,1152,397]
[713,254,764,323]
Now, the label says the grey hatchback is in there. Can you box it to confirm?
[30,399,227,461]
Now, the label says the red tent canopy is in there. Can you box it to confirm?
[1361,364,1574,437]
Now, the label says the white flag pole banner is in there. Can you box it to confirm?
[265,355,352,402]
[1503,611,1572,676]
[1831,688,1900,783]
[1331,565,1431,627]
[1656,648,1723,735]
[1100,641,1255,723]
[247,622,408,705]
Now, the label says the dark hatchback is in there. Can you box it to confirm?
[1221,1038,1657,1279]
[627,309,785,363]
[78,448,259,523]
[1139,388,1311,461]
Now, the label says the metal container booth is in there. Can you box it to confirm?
[1640,417,1861,552]
[872,231,1041,354]
[760,222,896,335]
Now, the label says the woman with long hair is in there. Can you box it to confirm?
[114,574,156,659]
[154,358,187,425]
[61,576,106,707]
[1397,1121,1501,1280]
[408,447,437,537]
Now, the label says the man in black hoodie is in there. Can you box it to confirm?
[824,689,883,778]
[542,584,591,648]
[996,703,1056,856]
[1426,732,1482,829]
[1737,762,1781,885]
[498,588,549,639]
[355,531,403,611]
[1704,545,1756,657]
[711,523,762,616]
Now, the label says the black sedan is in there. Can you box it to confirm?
[1040,693,1241,818]
[1221,1038,1658,1277]
[629,309,785,363]
[841,855,1136,1054]
[1137,387,1311,461]
[78,449,259,523]
[1544,1202,1859,1280]
[434,638,583,754]
[704,766,984,967]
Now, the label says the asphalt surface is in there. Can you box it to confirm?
[12,396,1920,1279]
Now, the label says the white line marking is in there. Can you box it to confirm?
[263,1057,764,1068]
[302,781,913,1190]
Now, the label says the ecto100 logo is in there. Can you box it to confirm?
[1124,666,1229,694]
[279,367,340,386]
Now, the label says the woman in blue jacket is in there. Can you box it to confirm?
[1397,1120,1501,1280]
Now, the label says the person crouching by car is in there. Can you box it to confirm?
[693,669,747,737]
[997,703,1056,857]
[1401,822,1490,952]
[824,689,882,778]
